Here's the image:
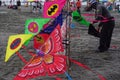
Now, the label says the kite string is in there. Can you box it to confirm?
[69,58,106,80]
[22,45,35,56]
[62,55,106,80]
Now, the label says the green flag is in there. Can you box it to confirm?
[24,18,50,46]
[72,11,90,27]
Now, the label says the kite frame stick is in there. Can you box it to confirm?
[16,51,28,64]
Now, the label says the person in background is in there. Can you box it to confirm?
[88,0,115,52]
[3,1,6,6]
[0,0,2,6]
[116,4,120,13]
[37,1,42,13]
[32,1,37,12]
[17,0,21,10]
[76,0,81,14]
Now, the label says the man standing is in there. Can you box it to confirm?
[88,0,115,52]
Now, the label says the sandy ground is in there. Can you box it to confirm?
[0,6,120,80]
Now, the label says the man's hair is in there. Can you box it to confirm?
[89,0,97,5]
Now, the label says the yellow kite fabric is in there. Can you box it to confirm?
[5,34,33,62]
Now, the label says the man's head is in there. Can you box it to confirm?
[89,0,98,9]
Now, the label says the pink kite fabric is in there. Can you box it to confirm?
[43,0,66,18]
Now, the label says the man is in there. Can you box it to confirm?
[88,0,115,52]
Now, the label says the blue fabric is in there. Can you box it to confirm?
[65,71,72,80]
[40,13,63,34]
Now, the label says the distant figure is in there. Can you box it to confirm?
[0,0,2,6]
[37,1,42,13]
[116,4,120,13]
[3,1,6,6]
[32,1,37,12]
[76,0,81,14]
[17,0,21,10]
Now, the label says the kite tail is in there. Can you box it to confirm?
[55,77,62,80]
[70,58,107,80]
[51,76,62,80]
[53,72,72,80]
[16,52,28,64]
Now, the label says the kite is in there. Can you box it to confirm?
[25,18,50,35]
[41,13,63,34]
[43,0,66,18]
[35,24,64,52]
[24,18,50,45]
[5,34,33,62]
[72,10,90,27]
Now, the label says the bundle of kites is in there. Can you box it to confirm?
[5,0,106,80]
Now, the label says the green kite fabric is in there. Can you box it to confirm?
[25,18,50,35]
[72,11,90,27]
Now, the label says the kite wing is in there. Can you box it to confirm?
[5,34,33,62]
[13,54,66,80]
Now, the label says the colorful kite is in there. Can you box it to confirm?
[25,18,50,35]
[24,18,50,45]
[72,10,90,27]
[5,34,33,62]
[43,0,66,18]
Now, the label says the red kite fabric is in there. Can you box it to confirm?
[13,54,66,80]
[43,0,66,18]
[34,24,64,53]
